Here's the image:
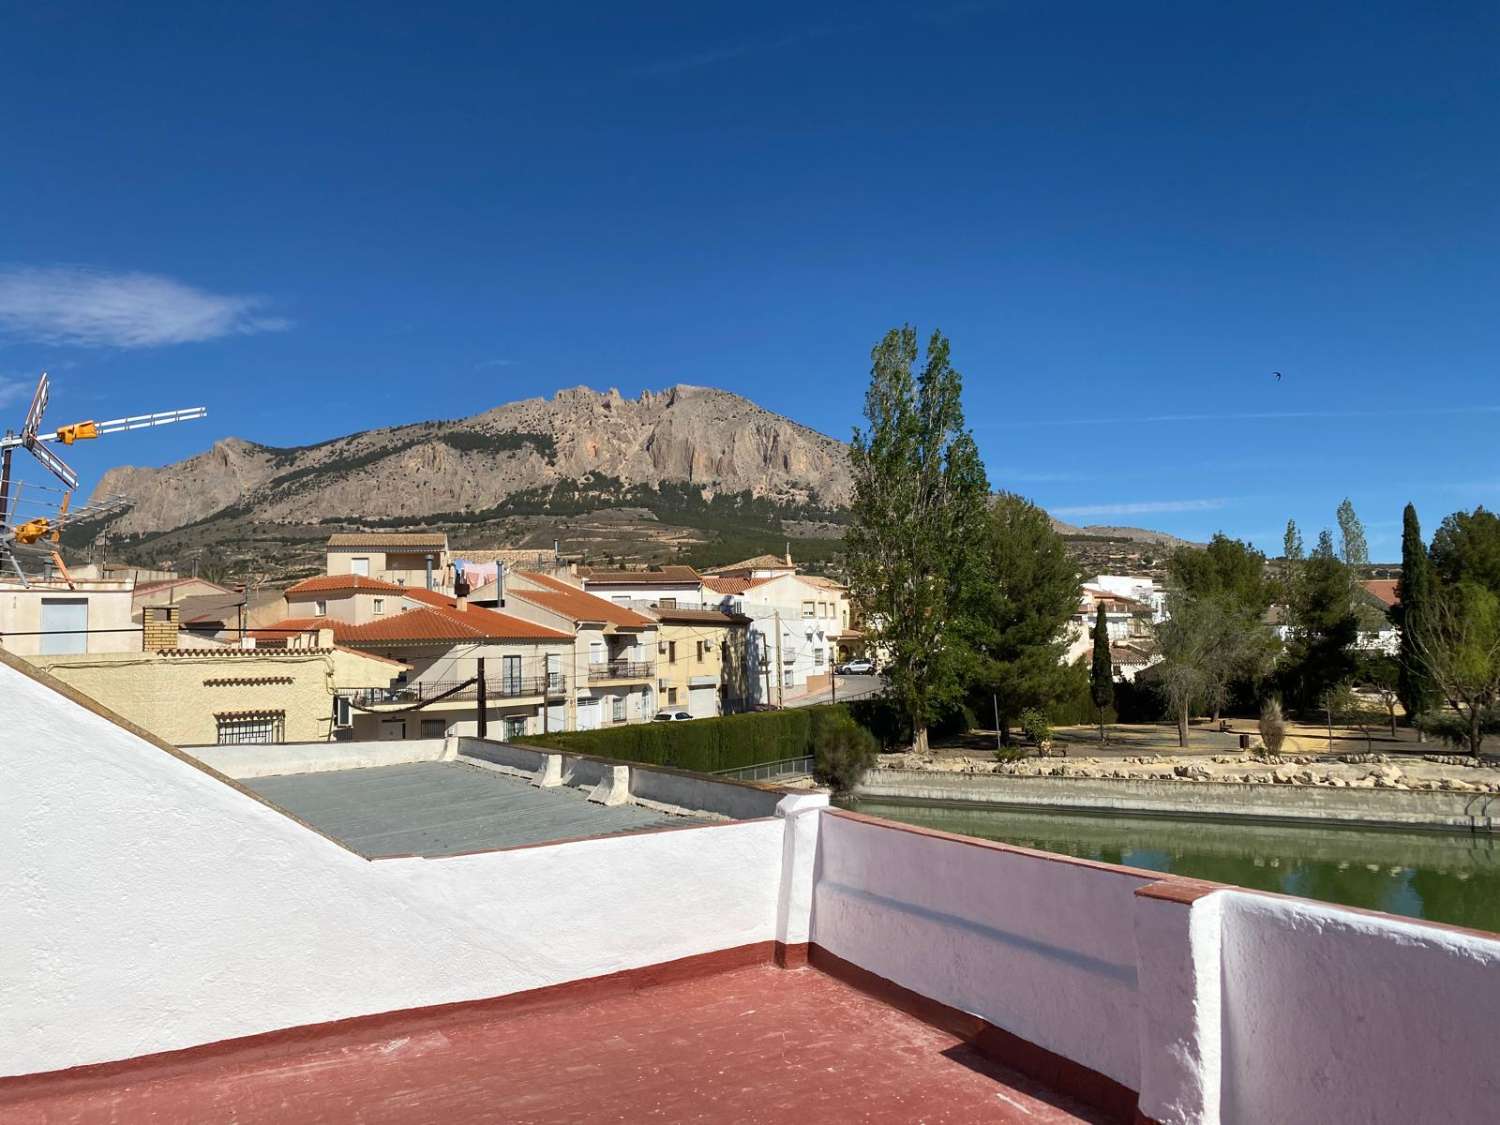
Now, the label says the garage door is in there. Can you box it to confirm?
[577,698,601,731]
[688,684,717,719]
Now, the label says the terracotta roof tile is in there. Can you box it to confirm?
[703,554,795,575]
[286,575,408,597]
[326,533,448,550]
[580,565,702,586]
[1363,579,1400,608]
[510,571,657,628]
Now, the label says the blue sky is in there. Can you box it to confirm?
[2,2,1497,559]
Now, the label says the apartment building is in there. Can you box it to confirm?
[704,569,854,703]
[324,532,450,591]
[579,565,707,609]
[650,605,751,717]
[483,570,659,730]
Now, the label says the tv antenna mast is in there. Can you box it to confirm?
[1,372,207,585]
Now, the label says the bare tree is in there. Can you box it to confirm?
[1409,581,1500,756]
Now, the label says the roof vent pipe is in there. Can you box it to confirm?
[425,553,434,591]
[497,563,506,608]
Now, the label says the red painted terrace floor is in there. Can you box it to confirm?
[1,964,1110,1124]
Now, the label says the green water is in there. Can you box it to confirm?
[844,800,1500,933]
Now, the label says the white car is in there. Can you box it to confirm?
[652,710,693,722]
[836,659,875,675]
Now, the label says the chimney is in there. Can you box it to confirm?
[496,563,506,608]
[784,543,792,567]
[455,595,468,612]
[316,626,335,649]
[425,553,435,591]
[143,604,180,650]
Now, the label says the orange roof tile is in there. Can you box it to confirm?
[510,571,656,628]
[1363,579,1400,608]
[326,532,448,549]
[400,587,573,641]
[285,575,408,597]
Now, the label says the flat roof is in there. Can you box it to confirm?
[244,761,697,857]
[0,963,1106,1122]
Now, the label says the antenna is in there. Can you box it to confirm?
[1,372,208,585]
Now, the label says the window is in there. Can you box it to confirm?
[314,600,327,617]
[613,595,631,605]
[666,687,677,704]
[420,719,446,738]
[350,557,370,577]
[504,716,528,741]
[801,601,815,618]
[814,648,825,667]
[501,654,522,694]
[373,598,385,615]
[216,712,284,745]
[612,695,625,722]
[589,641,606,665]
[659,597,677,610]
[696,640,705,662]
[668,640,677,664]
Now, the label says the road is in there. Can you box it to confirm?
[782,674,881,709]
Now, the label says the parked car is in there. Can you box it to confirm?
[652,710,693,722]
[836,658,875,675]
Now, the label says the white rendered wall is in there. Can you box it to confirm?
[1218,891,1500,1124]
[812,812,1154,1090]
[0,662,786,1077]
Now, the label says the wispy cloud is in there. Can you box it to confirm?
[0,266,289,348]
[1050,498,1228,519]
[981,405,1500,430]
[631,24,838,77]
[0,374,28,407]
[476,358,517,369]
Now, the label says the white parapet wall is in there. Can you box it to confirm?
[0,661,790,1077]
[192,737,451,779]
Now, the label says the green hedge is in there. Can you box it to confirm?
[527,706,843,773]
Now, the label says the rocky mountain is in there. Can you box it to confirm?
[76,385,854,579]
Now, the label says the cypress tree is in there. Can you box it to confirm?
[1396,503,1436,735]
[1090,604,1114,742]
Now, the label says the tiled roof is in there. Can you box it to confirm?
[255,603,569,647]
[453,549,560,566]
[326,533,448,550]
[580,566,702,586]
[651,606,749,626]
[703,554,795,575]
[801,574,847,590]
[510,571,656,628]
[701,575,773,596]
[400,587,573,641]
[1363,579,1400,608]
[133,576,235,597]
[285,575,408,597]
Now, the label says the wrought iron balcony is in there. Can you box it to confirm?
[586,660,655,682]
[339,674,565,707]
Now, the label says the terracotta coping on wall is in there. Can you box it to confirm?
[1133,878,1222,906]
[807,944,1147,1124]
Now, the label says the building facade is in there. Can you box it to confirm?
[649,606,751,717]
[0,578,137,656]
[325,532,450,591]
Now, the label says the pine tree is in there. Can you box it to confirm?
[846,327,989,755]
[1396,503,1435,735]
[1281,529,1359,711]
[1090,604,1114,742]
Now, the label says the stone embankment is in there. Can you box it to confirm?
[860,751,1500,831]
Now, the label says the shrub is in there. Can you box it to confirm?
[1019,708,1052,747]
[811,710,879,793]
[1259,697,1286,755]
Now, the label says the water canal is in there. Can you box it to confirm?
[843,799,1500,933]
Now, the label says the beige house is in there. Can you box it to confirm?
[0,578,137,657]
[649,606,751,717]
[482,570,659,731]
[325,532,450,591]
[24,631,401,746]
[257,585,574,742]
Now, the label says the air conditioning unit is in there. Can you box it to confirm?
[333,696,352,729]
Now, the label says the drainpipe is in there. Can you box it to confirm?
[476,656,487,739]
[425,553,434,591]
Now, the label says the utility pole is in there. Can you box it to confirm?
[476,657,488,739]
[773,611,784,709]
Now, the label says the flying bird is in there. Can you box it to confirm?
[1273,371,1282,381]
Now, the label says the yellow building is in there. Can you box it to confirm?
[24,632,402,746]
[325,532,450,591]
[650,606,751,717]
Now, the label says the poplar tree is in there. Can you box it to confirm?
[1396,503,1435,734]
[846,326,989,755]
[1090,604,1114,742]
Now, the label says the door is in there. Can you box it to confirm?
[40,598,88,655]
[688,684,717,719]
[545,652,562,693]
[379,719,406,740]
[501,654,522,695]
[576,697,601,731]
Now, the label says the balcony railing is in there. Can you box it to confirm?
[587,660,655,681]
[340,674,565,707]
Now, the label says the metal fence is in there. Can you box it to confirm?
[711,755,816,782]
[340,674,565,706]
[586,661,654,681]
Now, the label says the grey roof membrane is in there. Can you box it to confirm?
[245,761,696,858]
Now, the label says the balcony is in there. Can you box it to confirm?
[587,660,655,683]
[340,675,566,707]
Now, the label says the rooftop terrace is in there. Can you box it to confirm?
[245,760,699,858]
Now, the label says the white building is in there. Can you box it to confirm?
[704,570,853,704]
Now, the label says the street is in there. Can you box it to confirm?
[783,674,881,709]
